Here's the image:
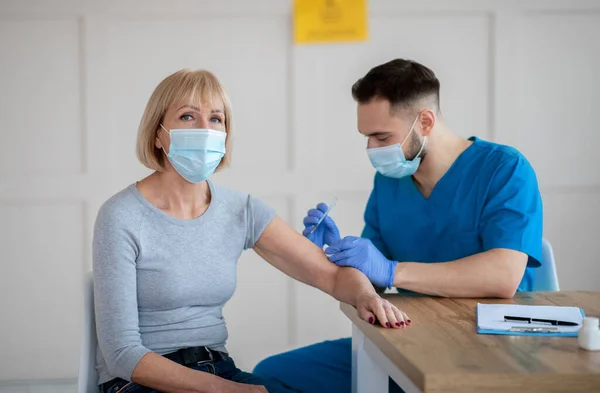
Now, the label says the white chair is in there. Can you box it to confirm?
[78,271,100,393]
[531,238,560,291]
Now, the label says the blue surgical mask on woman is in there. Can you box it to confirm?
[160,124,226,183]
[366,114,427,179]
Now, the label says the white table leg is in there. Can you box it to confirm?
[352,324,388,393]
[352,324,423,393]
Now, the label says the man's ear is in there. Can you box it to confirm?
[419,109,436,136]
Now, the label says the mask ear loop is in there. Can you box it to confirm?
[159,123,170,134]
[158,124,170,155]
[400,113,421,147]
[403,112,428,160]
[415,136,427,159]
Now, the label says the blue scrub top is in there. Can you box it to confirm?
[362,137,543,292]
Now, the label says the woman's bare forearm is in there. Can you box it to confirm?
[331,267,378,306]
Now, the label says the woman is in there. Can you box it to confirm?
[93,68,410,393]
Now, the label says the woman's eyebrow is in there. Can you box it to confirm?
[177,105,224,114]
[177,104,201,111]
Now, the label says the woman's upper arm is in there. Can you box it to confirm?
[254,216,338,294]
[244,194,277,249]
[93,203,150,379]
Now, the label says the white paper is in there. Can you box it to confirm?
[477,303,583,333]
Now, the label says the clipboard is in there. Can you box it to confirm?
[476,303,586,337]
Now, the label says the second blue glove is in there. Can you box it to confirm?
[325,236,397,288]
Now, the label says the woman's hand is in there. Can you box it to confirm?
[356,292,411,328]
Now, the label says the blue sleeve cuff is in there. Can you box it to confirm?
[387,260,398,289]
[484,239,542,268]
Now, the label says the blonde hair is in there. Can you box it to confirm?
[136,69,233,171]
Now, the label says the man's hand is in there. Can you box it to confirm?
[326,236,397,288]
[302,202,341,248]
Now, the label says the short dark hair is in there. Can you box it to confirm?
[351,59,440,112]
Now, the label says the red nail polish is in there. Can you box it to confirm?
[368,317,374,324]
[386,322,391,328]
[400,321,405,326]
[407,319,412,325]
[396,322,401,327]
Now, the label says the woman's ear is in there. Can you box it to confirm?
[155,128,164,149]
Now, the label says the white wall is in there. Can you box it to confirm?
[0,0,599,390]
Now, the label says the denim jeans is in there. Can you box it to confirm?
[103,356,296,393]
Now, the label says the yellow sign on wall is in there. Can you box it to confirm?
[294,0,368,44]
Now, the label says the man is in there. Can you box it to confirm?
[253,59,543,393]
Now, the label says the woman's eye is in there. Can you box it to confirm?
[210,116,223,124]
[180,114,193,121]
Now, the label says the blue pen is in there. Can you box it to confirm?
[308,197,338,235]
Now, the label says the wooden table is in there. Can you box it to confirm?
[341,291,600,393]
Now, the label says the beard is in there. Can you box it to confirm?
[406,131,427,161]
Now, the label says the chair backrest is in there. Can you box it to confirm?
[78,271,100,393]
[531,238,560,292]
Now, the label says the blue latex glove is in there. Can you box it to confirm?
[302,202,341,248]
[325,236,397,289]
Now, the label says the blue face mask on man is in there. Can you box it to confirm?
[366,114,427,179]
[160,124,226,184]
